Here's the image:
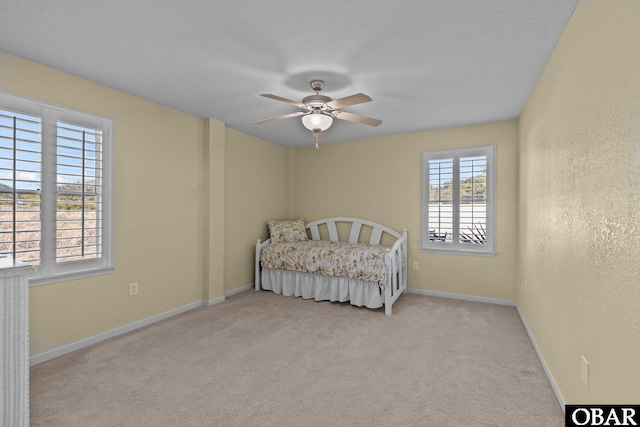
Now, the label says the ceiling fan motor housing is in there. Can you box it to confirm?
[302,94,332,110]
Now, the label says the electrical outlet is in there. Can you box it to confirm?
[581,355,589,388]
[412,261,419,270]
[129,282,139,297]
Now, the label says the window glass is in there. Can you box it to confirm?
[0,92,113,284]
[422,146,495,255]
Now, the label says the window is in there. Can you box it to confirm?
[0,91,113,284]
[422,145,495,255]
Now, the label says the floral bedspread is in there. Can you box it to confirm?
[260,240,391,287]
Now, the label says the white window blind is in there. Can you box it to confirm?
[0,91,113,284]
[422,146,495,255]
[0,111,42,264]
[56,122,103,263]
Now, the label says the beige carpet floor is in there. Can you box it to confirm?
[30,290,564,426]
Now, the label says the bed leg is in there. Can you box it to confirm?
[255,239,262,291]
[385,278,393,315]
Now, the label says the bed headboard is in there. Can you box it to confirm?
[305,217,402,246]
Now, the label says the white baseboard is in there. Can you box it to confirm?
[30,284,256,366]
[224,283,253,298]
[515,304,565,413]
[407,287,564,412]
[30,283,564,415]
[203,296,226,307]
[30,300,203,366]
[408,287,516,306]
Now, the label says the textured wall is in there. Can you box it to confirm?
[293,121,519,301]
[518,0,640,403]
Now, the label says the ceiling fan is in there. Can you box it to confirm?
[254,79,382,147]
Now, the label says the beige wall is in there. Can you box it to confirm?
[224,128,288,292]
[0,52,205,353]
[518,0,640,403]
[293,121,519,301]
[0,51,287,355]
[203,118,226,302]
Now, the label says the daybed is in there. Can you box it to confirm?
[255,217,408,315]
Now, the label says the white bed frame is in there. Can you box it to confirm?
[255,217,408,315]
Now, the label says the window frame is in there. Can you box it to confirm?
[1,91,114,285]
[421,145,496,256]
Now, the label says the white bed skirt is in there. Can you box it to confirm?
[261,268,384,309]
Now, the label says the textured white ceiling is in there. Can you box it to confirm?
[0,1,578,147]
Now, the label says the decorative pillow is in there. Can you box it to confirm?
[268,219,308,243]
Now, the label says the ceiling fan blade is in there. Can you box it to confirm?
[334,110,382,127]
[326,93,372,110]
[253,111,304,125]
[260,94,305,108]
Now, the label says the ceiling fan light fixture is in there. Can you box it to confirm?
[255,80,380,146]
[301,111,333,132]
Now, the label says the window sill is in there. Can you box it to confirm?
[421,248,496,257]
[28,265,115,287]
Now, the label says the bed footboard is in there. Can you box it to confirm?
[384,229,408,315]
[255,238,271,291]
